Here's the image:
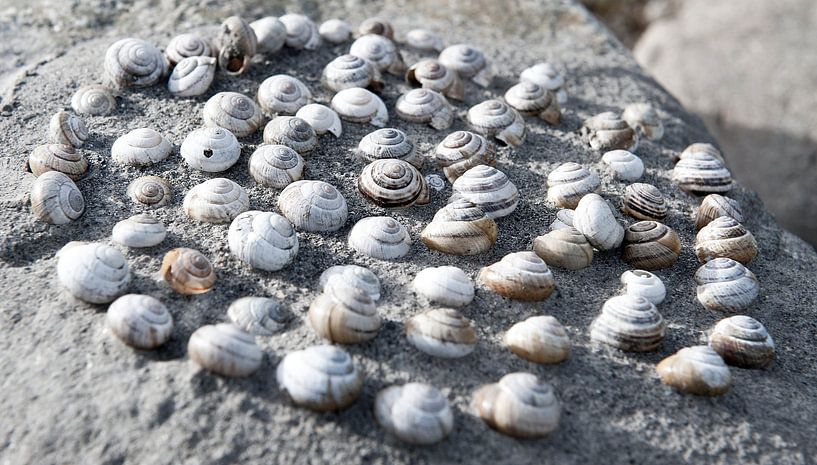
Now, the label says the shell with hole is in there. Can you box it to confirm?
[479,252,556,301]
[280,14,321,50]
[215,16,257,74]
[504,316,571,364]
[71,85,116,116]
[375,383,453,446]
[249,145,304,189]
[228,297,289,335]
[581,112,638,151]
[656,346,731,396]
[112,214,166,248]
[695,216,757,264]
[348,216,412,260]
[48,111,88,148]
[709,315,774,369]
[104,38,166,89]
[160,247,216,295]
[188,323,262,377]
[112,128,172,167]
[308,283,380,344]
[296,104,342,137]
[519,62,567,104]
[278,180,348,232]
[203,92,264,137]
[405,29,444,52]
[412,266,474,307]
[420,199,498,256]
[504,82,561,124]
[263,116,318,155]
[573,193,625,251]
[127,175,172,208]
[622,103,663,141]
[434,131,495,183]
[322,55,383,93]
[228,211,299,271]
[466,100,526,147]
[318,18,353,44]
[601,150,644,181]
[250,17,287,53]
[350,34,404,75]
[165,33,212,66]
[694,258,759,312]
[27,144,88,181]
[695,194,743,231]
[180,127,240,172]
[358,159,430,208]
[671,152,733,195]
[472,372,560,439]
[620,269,666,305]
[107,294,173,349]
[183,178,249,224]
[276,344,363,411]
[30,171,84,224]
[622,183,667,222]
[451,165,518,219]
[406,308,477,358]
[357,128,422,168]
[395,88,454,130]
[406,59,463,100]
[319,265,381,301]
[532,227,593,271]
[257,74,312,116]
[330,87,388,127]
[589,294,665,352]
[56,242,130,304]
[438,44,493,87]
[546,162,600,209]
[622,221,682,271]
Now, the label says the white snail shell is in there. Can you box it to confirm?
[519,62,567,104]
[104,38,166,89]
[112,128,172,167]
[280,14,321,51]
[56,242,130,304]
[421,199,498,256]
[358,159,430,208]
[48,111,88,148]
[277,180,348,232]
[622,103,664,141]
[216,16,257,75]
[451,164,518,219]
[679,143,725,165]
[30,171,84,224]
[479,251,556,301]
[466,100,526,147]
[111,214,166,248]
[695,216,757,265]
[696,194,743,231]
[412,266,474,307]
[425,174,445,192]
[107,294,173,349]
[375,383,453,445]
[546,162,600,209]
[250,17,287,53]
[263,116,318,155]
[405,29,444,52]
[348,216,412,260]
[438,44,493,87]
[167,56,216,97]
[203,92,264,137]
[621,221,682,271]
[183,178,249,224]
[472,372,561,439]
[257,74,313,116]
[276,344,364,411]
[127,175,172,208]
[406,308,477,358]
[620,269,666,305]
[434,131,496,183]
[350,34,404,75]
[330,87,388,127]
[160,247,216,295]
[357,128,421,168]
[296,104,342,137]
[319,18,353,44]
[248,145,304,188]
[622,183,667,222]
[228,211,299,271]
[71,85,116,116]
[188,323,262,378]
[180,127,240,172]
[581,112,638,152]
[504,81,561,124]
[601,150,644,181]
[358,17,394,39]
[694,258,759,312]
[550,208,575,231]
[504,316,571,364]
[708,315,774,369]
[27,144,88,181]
[308,282,381,344]
[322,55,383,93]
[671,151,733,195]
[228,296,289,336]
[406,59,464,101]
[319,265,381,301]
[165,33,212,66]
[573,193,625,251]
[590,294,665,352]
[395,88,454,130]
[532,227,594,271]
[656,346,731,396]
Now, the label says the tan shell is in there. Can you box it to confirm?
[228,211,299,271]
[319,265,381,301]
[434,131,496,183]
[167,56,216,97]
[249,145,304,188]
[104,38,166,89]
[412,266,475,307]
[30,172,84,224]
[296,104,342,137]
[519,62,567,104]
[546,162,600,209]
[622,221,682,271]
[56,242,130,303]
[532,227,594,271]
[589,294,665,352]
[479,251,556,301]
[183,178,249,224]
[421,199,498,256]
[695,216,757,264]
[308,283,381,344]
[620,269,666,305]
[357,128,422,168]
[451,164,518,219]
[165,33,212,66]
[330,87,388,127]
[573,193,625,251]
[278,180,348,232]
[111,214,166,248]
[188,323,262,377]
[406,59,464,100]
[694,258,759,312]
[601,150,644,181]
[656,346,731,396]
[695,194,743,231]
[671,152,733,195]
[679,142,725,165]
[404,29,444,52]
[581,112,638,152]
[550,208,575,231]
[127,175,172,208]
[71,85,116,116]
[262,116,318,155]
[203,92,264,137]
[112,128,172,167]
[504,82,561,124]
[251,17,287,53]
[280,14,321,50]
[405,308,477,358]
[709,315,774,369]
[215,16,257,75]
[227,296,289,336]
[472,372,560,439]
[350,34,404,75]
[107,294,173,349]
[504,316,571,364]
[321,54,383,93]
[27,144,88,181]
[622,103,663,141]
[395,88,454,130]
[374,383,453,446]
[438,44,493,87]
[318,18,353,44]
[358,159,430,208]
[622,183,668,222]
[48,111,88,148]
[257,74,312,116]
[358,17,394,39]
[180,127,240,172]
[160,247,216,295]
[276,345,363,411]
[348,216,412,260]
[466,100,526,147]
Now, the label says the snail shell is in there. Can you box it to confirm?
[589,294,665,352]
[104,38,166,89]
[504,316,571,364]
[188,323,262,377]
[546,162,600,209]
[395,88,454,130]
[183,178,249,224]
[519,62,567,104]
[679,142,725,165]
[250,17,287,53]
[321,55,383,93]
[276,344,364,411]
[215,16,257,75]
[262,117,318,155]
[451,164,518,219]
[348,216,412,260]
[111,214,167,248]
[228,296,289,336]
[424,174,445,192]
[56,242,130,303]
[358,159,430,208]
[709,315,774,369]
[694,216,757,264]
[695,194,744,231]
[550,208,575,231]
[694,258,759,312]
[112,128,172,167]
[434,131,496,183]
[438,44,493,87]
[48,111,88,148]
[107,294,173,349]
[532,227,594,271]
[248,145,304,188]
[308,282,381,344]
[180,127,240,172]
[358,17,394,39]
[656,346,731,396]
[479,252,556,301]
[671,152,733,195]
[319,19,353,44]
[622,103,663,141]
[71,85,116,116]
[472,372,560,439]
[350,34,404,75]
[601,150,644,181]
[296,104,342,137]
[405,29,444,52]
[420,199,498,255]
[622,221,682,270]
[165,33,212,66]
[405,308,477,358]
[228,211,299,271]
[620,269,666,305]
[406,59,464,101]
[319,265,381,301]
[375,383,453,446]
[167,56,216,97]
[357,128,422,168]
[581,112,638,152]
[203,92,264,137]
[127,175,172,208]
[573,193,625,251]
[277,180,348,232]
[412,266,475,307]
[504,82,561,124]
[30,171,84,224]
[27,144,88,181]
[622,183,667,222]
[466,100,526,147]
[330,87,388,127]
[160,247,216,295]
[257,74,312,116]
[280,14,321,51]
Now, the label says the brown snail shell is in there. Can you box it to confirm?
[395,88,454,130]
[358,159,430,208]
[357,128,422,168]
[48,111,88,148]
[504,82,561,125]
[438,44,493,87]
[708,315,774,369]
[622,183,668,222]
[590,294,665,352]
[104,38,167,89]
[695,194,743,231]
[621,221,682,271]
[421,199,498,256]
[671,152,733,195]
[472,372,560,439]
[127,175,172,208]
[308,282,381,344]
[656,346,731,396]
[188,323,262,378]
[622,103,663,141]
[504,316,571,365]
[466,99,526,147]
[321,54,383,93]
[434,131,495,183]
[215,16,257,75]
[160,248,216,295]
[350,34,404,75]
[27,144,88,181]
[546,162,600,209]
[71,85,116,116]
[532,227,593,271]
[358,17,394,39]
[451,165,518,219]
[479,251,556,301]
[406,59,464,101]
[694,258,759,312]
[581,111,638,152]
[203,92,264,138]
[262,116,318,155]
[405,308,477,358]
[694,216,757,264]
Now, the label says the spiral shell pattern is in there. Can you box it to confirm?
[277,180,348,232]
[183,178,249,224]
[71,85,116,116]
[160,247,216,295]
[257,75,312,116]
[167,56,216,97]
[30,171,84,224]
[112,128,172,167]
[104,38,166,89]
[466,100,526,147]
[228,211,299,271]
[451,165,518,219]
[56,242,130,304]
[127,176,172,208]
[358,159,430,208]
[262,116,318,155]
[28,144,88,181]
[203,92,264,137]
[48,111,88,148]
[348,216,412,260]
[249,145,304,188]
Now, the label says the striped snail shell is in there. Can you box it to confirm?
[104,38,166,89]
[188,324,262,377]
[203,92,264,137]
[622,183,667,222]
[228,211,299,271]
[358,159,430,208]
[262,116,318,155]
[107,294,173,349]
[27,144,88,181]
[550,208,575,231]
[375,383,453,446]
[348,216,412,260]
[573,193,624,251]
[350,34,405,75]
[48,111,88,148]
[601,150,644,181]
[504,316,571,364]
[277,180,348,232]
[165,33,212,66]
[695,216,757,264]
[276,345,363,411]
[504,82,561,125]
[671,152,733,195]
[358,17,394,39]
[257,74,312,116]
[321,55,383,93]
[296,104,342,137]
[695,194,743,231]
[532,227,594,271]
[679,142,725,165]
[30,171,84,224]
[319,265,381,301]
[620,269,666,305]
[250,17,287,53]
[479,251,556,301]
[111,214,166,248]
[405,29,444,52]
[183,178,249,224]
[412,266,475,307]
[622,221,682,271]
[167,56,216,97]
[330,87,388,127]
[472,372,561,439]
[405,59,464,101]
[519,62,567,104]
[318,18,353,44]
[180,127,240,172]
[546,162,600,209]
[434,131,496,183]
[466,99,526,147]
[112,128,172,167]
[451,164,518,219]
[426,174,445,192]
[438,44,494,87]
[160,247,216,295]
[248,145,304,188]
[581,111,638,152]
[395,88,454,130]
[622,103,663,141]
[56,242,130,304]
[308,282,381,344]
[280,14,321,51]
[357,128,422,168]
[656,346,731,396]
[708,315,774,369]
[406,308,477,358]
[420,199,498,256]
[228,296,289,336]
[589,294,665,352]
[127,176,172,208]
[694,258,759,312]
[215,16,257,75]
[71,85,116,116]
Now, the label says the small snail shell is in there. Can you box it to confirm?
[296,104,342,137]
[48,111,88,148]
[71,85,116,116]
[694,216,757,264]
[434,131,495,183]
[319,18,353,44]
[112,128,172,167]
[406,59,464,101]
[709,315,774,369]
[104,38,166,89]
[348,216,412,260]
[601,150,644,181]
[248,145,304,188]
[395,88,454,130]
[656,346,731,396]
[472,372,560,439]
[358,17,394,39]
[420,199,498,255]
[126,175,172,208]
[679,142,725,165]
[519,62,567,104]
[111,214,167,248]
[56,241,130,304]
[330,87,388,127]
[228,211,299,271]
[573,193,624,251]
[550,208,574,231]
[167,56,216,97]
[479,252,556,301]
[107,294,173,349]
[466,100,526,147]
[504,316,571,364]
[375,383,453,446]
[412,266,475,307]
[425,175,446,192]
[405,308,477,358]
[581,112,638,152]
[165,33,212,66]
[694,258,759,312]
[277,180,348,232]
[215,16,257,75]
[622,183,667,222]
[589,294,665,352]
[308,283,381,344]
[257,74,312,116]
[319,265,381,301]
[181,127,240,172]
[622,103,663,141]
[250,17,287,53]
[228,296,289,336]
[504,82,561,125]
[451,164,518,219]
[405,29,444,52]
[532,227,593,271]
[438,44,493,87]
[160,247,216,295]
[671,152,733,195]
[188,324,262,377]
[350,34,404,75]
[358,159,430,208]
[27,144,88,181]
[695,194,744,231]
[280,14,321,51]
[276,344,364,411]
[262,117,318,155]
[30,171,84,224]
[546,162,600,209]
[622,221,682,271]
[203,92,264,137]
[321,55,383,93]
[357,128,422,168]
[620,269,666,305]
[183,178,249,224]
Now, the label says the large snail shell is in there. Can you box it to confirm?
[694,258,759,312]
[228,296,289,336]
[358,17,394,39]
[257,75,312,116]
[112,214,167,248]
[278,180,348,232]
[350,34,404,75]
[622,221,682,271]
[438,44,493,87]
[48,111,88,148]
[451,164,518,219]
[546,162,600,209]
[532,227,593,271]
[263,117,318,155]
[188,323,262,377]
[581,112,638,152]
[656,346,731,396]
[622,183,667,222]
[228,211,299,271]
[319,265,381,301]
[395,88,454,130]
[180,127,240,172]
[112,128,172,167]
[107,294,173,349]
[308,283,381,344]
[216,16,257,75]
[375,383,453,446]
[322,55,383,93]
[250,17,287,53]
[696,194,743,231]
[550,208,575,231]
[466,100,526,147]
[348,216,412,260]
[319,18,353,44]
[679,142,725,165]
[249,145,304,188]
[406,59,463,101]
[620,269,666,305]
[405,29,444,52]
[71,85,116,116]
[519,62,567,104]
[420,199,497,255]
[296,104,342,137]
[160,247,216,295]
[472,372,560,439]
[504,316,571,364]
[479,252,556,301]
[276,344,364,411]
[280,14,321,51]
[590,294,665,352]
[104,38,166,89]
[601,150,644,182]
[165,33,212,66]
[709,315,774,369]
[504,82,561,124]
[694,216,757,264]
[203,92,264,137]
[167,56,216,97]
[31,171,84,224]
[573,193,625,251]
[622,103,663,141]
[406,308,477,358]
[127,175,172,208]
[28,144,88,181]
[56,242,130,303]
[357,128,421,168]
[358,159,430,208]
[434,131,495,183]
[330,87,388,127]
[183,178,249,224]
[412,266,475,307]
[671,152,733,195]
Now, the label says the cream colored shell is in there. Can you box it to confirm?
[104,38,166,89]
[183,178,249,224]
[451,164,518,219]
[112,128,172,167]
[165,33,212,65]
[695,194,743,231]
[708,315,774,369]
[375,383,453,445]
[420,199,498,256]
[107,294,173,349]
[622,103,664,141]
[160,247,216,295]
[357,128,421,167]
[319,265,381,301]
[180,127,240,172]
[504,81,561,124]
[573,193,624,251]
[550,208,575,231]
[406,59,464,100]
[30,171,84,224]
[695,216,757,265]
[319,18,353,44]
[438,44,493,87]
[358,159,430,208]
[111,214,167,248]
[251,17,287,53]
[322,55,383,93]
[48,111,88,148]
[280,14,321,50]
[350,34,404,75]
[405,308,477,358]
[257,74,312,116]
[27,144,88,180]
[127,175,172,208]
[167,56,216,97]
[581,112,638,152]
[679,143,725,164]
[694,258,759,312]
[348,216,412,260]
[248,145,304,188]
[620,269,666,305]
[277,180,348,232]
[519,62,567,104]
[466,100,526,147]
[532,227,594,271]
[504,316,571,364]
[71,85,116,116]
[472,372,561,438]
[589,294,665,352]
[188,323,262,377]
[479,251,556,301]
[395,88,454,130]
[215,16,257,75]
[601,150,644,181]
[656,346,731,396]
[412,266,475,307]
[276,344,364,411]
[228,296,289,336]
[203,92,264,137]
[262,116,318,155]
[331,87,388,127]
[671,152,733,195]
[56,242,130,304]
[434,130,495,183]
[546,162,600,209]
[228,211,299,271]
[308,283,380,344]
[405,29,444,52]
[296,104,342,137]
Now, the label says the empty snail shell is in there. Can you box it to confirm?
[695,216,757,264]
[420,199,498,255]
[216,16,257,75]
[620,269,666,305]
[412,266,475,307]
[589,294,665,352]
[405,29,444,52]
[601,150,644,181]
[550,208,575,231]
[438,44,493,87]
[203,92,264,137]
[375,383,453,446]
[532,227,594,271]
[350,34,404,75]
[319,18,353,44]
[56,241,130,303]
[504,82,561,125]
[466,100,526,147]
[319,265,381,301]
[127,175,172,208]
[112,128,172,167]
[472,372,560,439]
[357,128,422,167]
[228,296,289,336]
[694,258,759,312]
[111,214,167,248]
[160,247,216,295]
[278,180,348,232]
[257,74,312,116]
[348,216,412,260]
[406,308,477,358]
[248,145,304,188]
[180,127,240,172]
[451,164,518,219]
[671,152,733,195]
[434,131,496,183]
[167,56,216,97]
[107,294,173,349]
[228,211,299,271]
[296,104,342,137]
[679,142,725,165]
[395,88,454,130]
[250,17,287,53]
[622,103,663,141]
[622,221,682,270]
[263,117,318,155]
[546,162,600,209]
[308,282,381,344]
[425,175,444,192]
[183,178,249,224]
[330,87,388,127]
[30,172,84,224]
[188,323,262,377]
[358,159,430,208]
[104,38,166,89]
[656,346,731,396]
[504,316,571,364]
[165,33,212,66]
[696,194,743,231]
[709,315,774,369]
[48,111,88,148]
[71,85,116,116]
[479,252,556,301]
[280,13,321,51]
[322,55,383,93]
[27,144,88,180]
[276,344,364,411]
[622,183,667,222]
[519,62,567,104]
[358,17,394,39]
[406,59,464,101]
[573,193,624,251]
[581,112,638,152]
